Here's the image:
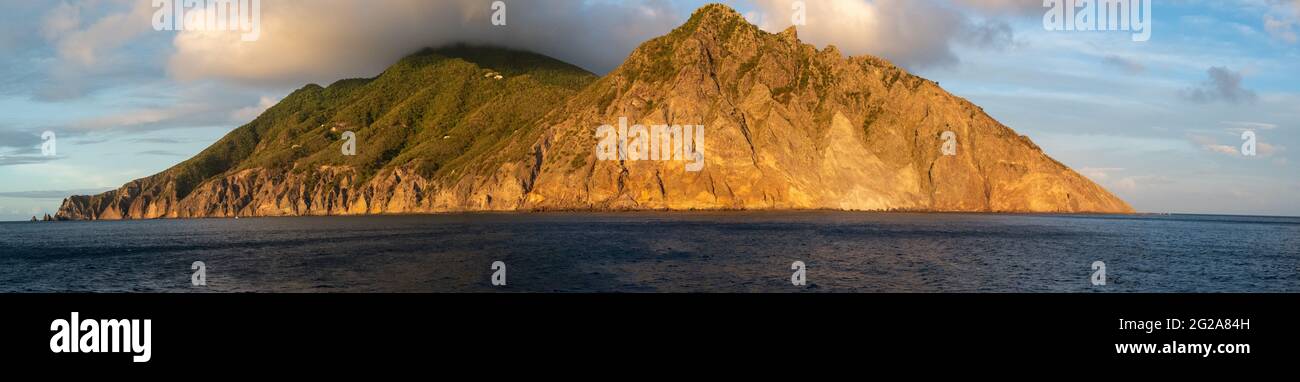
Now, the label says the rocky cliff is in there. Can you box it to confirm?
[56,4,1131,220]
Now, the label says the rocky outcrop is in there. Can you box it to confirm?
[57,4,1131,220]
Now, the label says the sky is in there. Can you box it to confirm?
[0,0,1296,220]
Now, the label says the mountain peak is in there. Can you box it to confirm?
[677,3,751,35]
[56,7,1133,220]
[689,3,745,23]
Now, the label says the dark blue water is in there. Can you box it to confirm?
[0,212,1296,292]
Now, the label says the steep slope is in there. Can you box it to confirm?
[58,46,598,219]
[466,4,1132,213]
[57,4,1131,220]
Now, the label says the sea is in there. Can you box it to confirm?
[1,212,1296,292]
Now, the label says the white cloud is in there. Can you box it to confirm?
[41,2,82,40]
[231,96,280,122]
[1265,15,1297,42]
[951,0,1043,15]
[1220,120,1278,132]
[748,0,1019,68]
[31,0,167,100]
[1263,0,1300,43]
[1190,134,1242,156]
[28,0,1033,91]
[1190,133,1286,157]
[1111,175,1173,194]
[1079,167,1125,181]
[1113,176,1138,193]
[56,83,276,133]
[42,0,155,67]
[1261,142,1287,156]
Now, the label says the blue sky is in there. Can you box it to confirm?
[0,0,1297,220]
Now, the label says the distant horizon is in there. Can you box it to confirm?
[7,209,1300,223]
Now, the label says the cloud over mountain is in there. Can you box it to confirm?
[745,0,1022,68]
[167,0,684,86]
[27,0,1039,93]
[163,0,1034,85]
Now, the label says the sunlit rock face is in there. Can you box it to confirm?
[57,4,1131,220]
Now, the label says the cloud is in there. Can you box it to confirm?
[1220,120,1278,132]
[0,129,62,167]
[136,149,185,157]
[1190,134,1244,156]
[51,83,283,133]
[744,0,1022,69]
[1264,0,1300,43]
[129,137,198,144]
[42,0,154,67]
[1265,16,1297,42]
[0,155,61,167]
[29,0,1031,92]
[1261,143,1287,156]
[1113,177,1137,193]
[1079,167,1124,181]
[41,2,82,41]
[1111,175,1174,194]
[1190,133,1286,157]
[59,103,225,132]
[0,129,42,151]
[166,0,683,86]
[66,107,194,131]
[231,96,280,122]
[951,0,1044,15]
[34,0,166,100]
[0,188,115,199]
[1181,66,1257,104]
[959,19,1016,50]
[1102,54,1145,74]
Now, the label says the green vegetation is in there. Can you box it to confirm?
[159,46,596,197]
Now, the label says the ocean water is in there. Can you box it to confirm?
[0,212,1296,292]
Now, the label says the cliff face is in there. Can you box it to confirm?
[57,4,1131,220]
